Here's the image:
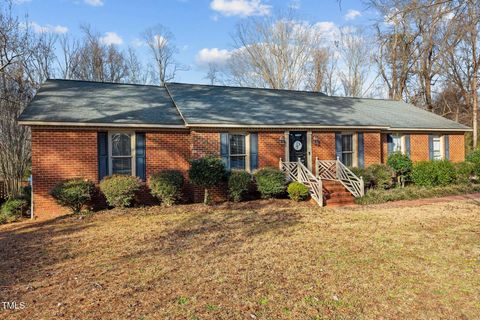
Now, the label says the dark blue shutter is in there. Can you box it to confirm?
[135,133,146,181]
[387,134,394,155]
[405,134,411,157]
[335,133,342,160]
[444,135,450,160]
[220,133,230,169]
[250,133,258,171]
[98,132,108,181]
[357,133,364,168]
[428,135,434,160]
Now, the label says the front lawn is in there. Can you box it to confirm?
[1,198,479,319]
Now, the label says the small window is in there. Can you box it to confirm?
[391,134,402,153]
[229,134,246,169]
[341,134,353,167]
[110,132,134,175]
[432,135,442,160]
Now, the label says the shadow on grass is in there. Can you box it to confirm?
[0,215,92,295]
[120,202,305,261]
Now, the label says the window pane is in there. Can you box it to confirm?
[230,156,246,170]
[392,135,402,152]
[433,137,441,160]
[112,157,132,175]
[112,133,131,156]
[342,153,353,167]
[342,134,353,152]
[229,134,245,155]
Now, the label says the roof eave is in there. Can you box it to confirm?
[17,120,187,129]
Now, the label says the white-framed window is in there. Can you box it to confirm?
[341,133,354,167]
[108,131,135,175]
[391,134,403,153]
[432,135,442,160]
[229,133,247,170]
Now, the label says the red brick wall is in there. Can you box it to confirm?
[32,129,98,218]
[146,131,191,176]
[191,131,220,158]
[448,133,465,162]
[364,132,382,166]
[258,132,284,168]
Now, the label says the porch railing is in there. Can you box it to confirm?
[280,159,323,206]
[316,158,364,198]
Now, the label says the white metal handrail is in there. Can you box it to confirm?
[316,158,364,198]
[280,159,323,206]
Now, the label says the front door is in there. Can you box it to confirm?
[289,131,307,166]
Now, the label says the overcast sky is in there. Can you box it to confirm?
[13,0,373,84]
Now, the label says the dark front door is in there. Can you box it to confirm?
[289,131,307,166]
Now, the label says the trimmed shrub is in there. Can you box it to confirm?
[411,160,456,187]
[50,178,95,213]
[188,156,227,204]
[455,161,475,184]
[387,152,413,187]
[0,198,28,224]
[466,149,480,177]
[228,170,252,202]
[149,170,184,206]
[356,183,480,205]
[254,167,286,198]
[99,175,142,208]
[287,182,310,202]
[365,164,394,190]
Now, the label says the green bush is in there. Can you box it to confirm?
[228,170,252,202]
[0,198,28,224]
[188,156,227,204]
[411,160,456,187]
[50,178,96,213]
[466,149,480,177]
[455,161,475,184]
[254,167,286,199]
[149,171,184,206]
[365,164,394,189]
[387,152,413,187]
[356,183,480,205]
[99,175,142,208]
[287,182,310,202]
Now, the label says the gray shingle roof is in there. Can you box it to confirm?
[18,79,185,127]
[19,79,470,131]
[166,83,470,130]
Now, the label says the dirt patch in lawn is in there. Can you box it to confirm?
[0,199,479,319]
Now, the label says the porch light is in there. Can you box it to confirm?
[279,136,286,144]
[313,136,320,146]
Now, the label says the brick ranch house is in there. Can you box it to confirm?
[18,79,470,217]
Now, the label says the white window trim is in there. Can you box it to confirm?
[432,135,445,160]
[228,132,251,172]
[108,131,136,176]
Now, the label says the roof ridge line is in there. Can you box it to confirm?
[164,83,188,127]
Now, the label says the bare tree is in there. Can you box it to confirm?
[304,47,339,95]
[142,24,183,85]
[204,63,220,85]
[337,28,371,97]
[0,2,48,197]
[227,12,321,90]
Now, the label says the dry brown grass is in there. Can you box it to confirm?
[0,198,479,319]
